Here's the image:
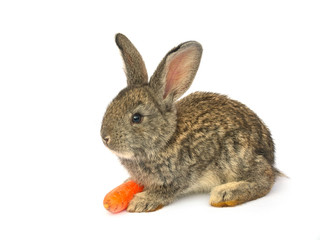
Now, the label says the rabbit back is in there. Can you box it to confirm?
[168,91,275,187]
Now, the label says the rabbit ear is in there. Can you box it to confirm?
[149,41,202,102]
[115,33,148,86]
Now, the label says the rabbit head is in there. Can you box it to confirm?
[101,33,202,159]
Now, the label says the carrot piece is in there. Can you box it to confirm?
[103,180,144,213]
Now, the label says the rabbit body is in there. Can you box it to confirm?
[101,34,278,212]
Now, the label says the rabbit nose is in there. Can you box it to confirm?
[103,136,110,145]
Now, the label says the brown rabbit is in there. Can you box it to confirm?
[101,33,280,212]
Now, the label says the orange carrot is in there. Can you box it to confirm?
[103,180,144,213]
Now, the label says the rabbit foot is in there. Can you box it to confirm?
[127,191,164,213]
[209,181,249,207]
[211,200,243,207]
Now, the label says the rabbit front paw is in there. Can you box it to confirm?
[127,191,164,213]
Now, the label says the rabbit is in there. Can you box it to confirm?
[101,33,281,212]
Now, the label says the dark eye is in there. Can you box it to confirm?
[132,113,143,124]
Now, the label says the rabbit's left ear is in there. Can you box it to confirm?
[115,33,148,86]
[149,41,202,102]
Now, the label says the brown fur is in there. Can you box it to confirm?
[101,33,280,212]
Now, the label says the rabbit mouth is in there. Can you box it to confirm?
[108,148,135,160]
[101,136,134,159]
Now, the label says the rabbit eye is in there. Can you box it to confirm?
[132,113,143,124]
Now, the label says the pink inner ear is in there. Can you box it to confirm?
[164,50,191,98]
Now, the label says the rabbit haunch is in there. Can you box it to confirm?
[101,33,280,212]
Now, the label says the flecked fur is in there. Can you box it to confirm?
[101,33,280,212]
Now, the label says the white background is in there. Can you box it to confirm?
[1,0,319,239]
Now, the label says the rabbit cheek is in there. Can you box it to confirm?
[128,122,167,155]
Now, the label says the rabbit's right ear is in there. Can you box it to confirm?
[115,33,148,86]
[149,41,202,103]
